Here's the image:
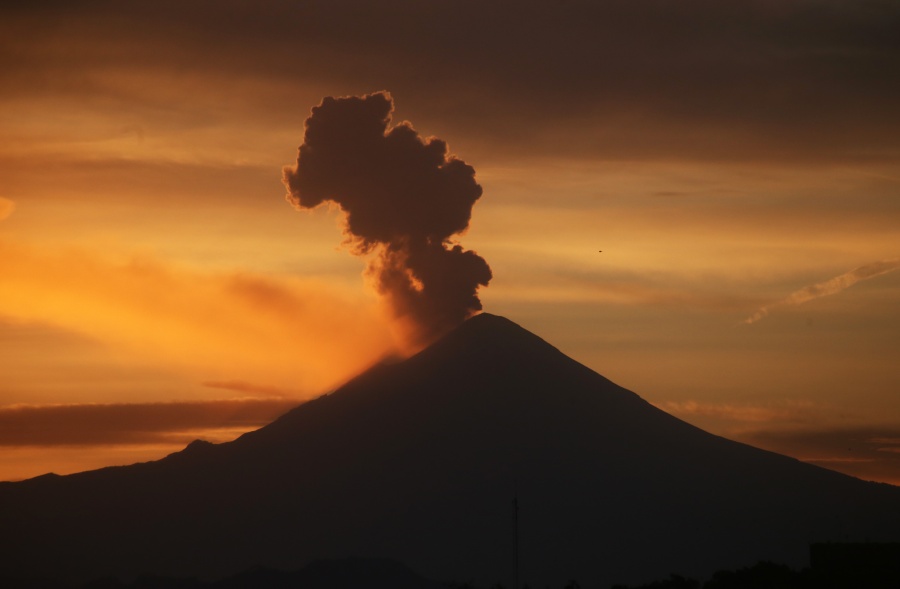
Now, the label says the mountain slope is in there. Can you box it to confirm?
[1,313,898,587]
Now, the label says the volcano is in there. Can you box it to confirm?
[1,313,898,587]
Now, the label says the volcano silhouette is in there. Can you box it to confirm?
[1,313,899,587]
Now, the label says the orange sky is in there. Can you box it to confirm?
[1,1,899,484]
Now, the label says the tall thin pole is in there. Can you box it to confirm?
[513,493,519,589]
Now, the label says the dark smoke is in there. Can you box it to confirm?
[282,92,491,347]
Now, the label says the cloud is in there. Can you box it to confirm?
[663,399,900,485]
[662,399,815,425]
[489,271,755,311]
[0,239,395,394]
[202,380,295,399]
[283,92,491,347]
[0,399,298,446]
[4,1,899,164]
[0,197,14,220]
[736,426,900,485]
[743,258,900,324]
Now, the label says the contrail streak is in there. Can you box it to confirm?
[743,258,900,324]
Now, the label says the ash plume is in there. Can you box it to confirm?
[282,92,491,347]
[743,258,900,324]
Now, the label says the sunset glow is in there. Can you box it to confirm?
[1,1,899,486]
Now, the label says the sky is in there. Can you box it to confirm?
[1,0,899,484]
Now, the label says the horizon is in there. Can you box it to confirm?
[2,1,900,486]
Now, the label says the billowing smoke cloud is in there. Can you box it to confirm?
[743,258,900,324]
[282,92,492,347]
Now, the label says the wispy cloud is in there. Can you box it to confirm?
[662,400,900,485]
[661,399,815,426]
[0,197,14,220]
[202,380,297,399]
[0,239,395,393]
[737,426,900,485]
[5,2,899,164]
[0,399,298,446]
[743,258,900,324]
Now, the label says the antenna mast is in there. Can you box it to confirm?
[513,493,519,589]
